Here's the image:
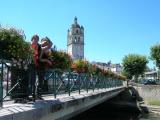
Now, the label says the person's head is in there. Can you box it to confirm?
[41,37,53,49]
[31,34,39,44]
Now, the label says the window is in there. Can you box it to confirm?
[75,37,77,42]
[76,29,78,34]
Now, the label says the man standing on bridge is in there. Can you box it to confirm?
[30,34,41,101]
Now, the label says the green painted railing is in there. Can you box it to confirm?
[0,60,3,107]
[0,62,124,108]
[39,69,123,98]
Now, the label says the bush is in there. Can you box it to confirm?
[49,50,72,70]
[71,59,89,73]
[0,27,33,69]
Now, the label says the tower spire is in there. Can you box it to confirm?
[74,16,77,24]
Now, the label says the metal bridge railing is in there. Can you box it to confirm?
[0,59,4,107]
[0,61,124,108]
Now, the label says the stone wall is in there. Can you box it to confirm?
[135,85,160,101]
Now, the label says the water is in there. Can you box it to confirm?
[141,114,160,120]
[69,102,160,120]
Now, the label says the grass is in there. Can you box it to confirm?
[147,100,160,106]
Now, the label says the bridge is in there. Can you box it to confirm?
[0,61,126,120]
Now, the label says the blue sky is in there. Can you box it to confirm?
[0,0,160,68]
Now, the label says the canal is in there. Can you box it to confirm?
[69,101,160,120]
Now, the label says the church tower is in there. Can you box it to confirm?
[67,17,84,61]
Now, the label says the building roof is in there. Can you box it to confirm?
[145,71,157,75]
[71,17,80,28]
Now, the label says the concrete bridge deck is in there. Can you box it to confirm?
[0,86,125,120]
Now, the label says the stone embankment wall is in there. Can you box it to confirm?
[135,85,160,101]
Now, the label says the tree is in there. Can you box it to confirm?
[71,59,89,73]
[0,27,30,61]
[122,54,148,82]
[121,70,132,86]
[50,50,72,70]
[0,27,32,99]
[150,44,160,69]
[121,70,132,80]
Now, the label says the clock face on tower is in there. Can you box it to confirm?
[67,17,84,61]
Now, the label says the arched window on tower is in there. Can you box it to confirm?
[74,37,77,42]
[78,37,80,42]
[76,29,79,34]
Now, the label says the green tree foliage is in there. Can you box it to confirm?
[50,50,72,70]
[90,65,103,76]
[0,28,31,60]
[71,61,126,80]
[71,59,89,73]
[121,70,132,80]
[122,54,148,81]
[150,44,160,69]
[0,28,32,98]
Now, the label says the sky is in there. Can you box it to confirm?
[0,0,160,68]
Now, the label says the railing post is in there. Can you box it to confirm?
[103,76,105,89]
[78,74,81,94]
[105,77,107,88]
[68,71,71,96]
[100,76,103,89]
[99,76,101,89]
[86,74,89,93]
[92,75,95,92]
[102,76,104,89]
[6,66,9,94]
[93,76,97,92]
[97,76,99,90]
[53,71,56,98]
[0,61,4,107]
[109,78,111,88]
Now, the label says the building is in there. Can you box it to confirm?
[144,71,158,80]
[110,63,122,74]
[67,17,84,61]
[92,61,122,74]
[92,61,111,71]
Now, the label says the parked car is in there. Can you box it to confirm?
[62,72,79,86]
[144,79,157,85]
